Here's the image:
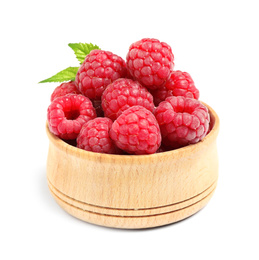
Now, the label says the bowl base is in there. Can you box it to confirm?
[48,179,217,229]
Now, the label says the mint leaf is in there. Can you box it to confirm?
[68,43,100,64]
[39,67,79,83]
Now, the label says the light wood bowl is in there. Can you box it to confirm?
[46,102,219,229]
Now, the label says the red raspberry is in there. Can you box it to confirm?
[149,86,174,106]
[165,70,199,99]
[75,49,127,100]
[110,106,161,155]
[101,78,155,121]
[155,96,210,149]
[77,117,120,154]
[50,81,81,102]
[126,38,174,90]
[47,94,96,140]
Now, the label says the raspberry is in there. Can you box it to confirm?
[149,86,174,106]
[50,81,81,102]
[75,49,127,100]
[77,117,120,154]
[155,96,210,149]
[47,94,96,140]
[101,78,155,121]
[165,70,199,99]
[126,38,174,90]
[110,106,161,155]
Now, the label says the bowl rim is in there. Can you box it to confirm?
[46,101,219,162]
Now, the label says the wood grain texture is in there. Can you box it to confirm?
[46,102,219,229]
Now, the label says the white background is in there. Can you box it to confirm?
[1,0,259,259]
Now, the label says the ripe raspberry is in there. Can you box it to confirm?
[126,38,174,90]
[77,117,120,154]
[101,78,155,121]
[75,49,127,100]
[149,86,174,106]
[155,96,210,149]
[47,94,96,140]
[110,106,161,155]
[50,81,81,102]
[165,70,199,99]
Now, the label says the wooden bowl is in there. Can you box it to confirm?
[46,102,219,229]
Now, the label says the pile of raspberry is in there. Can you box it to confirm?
[47,38,210,155]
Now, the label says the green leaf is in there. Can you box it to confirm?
[68,42,100,64]
[39,67,79,83]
